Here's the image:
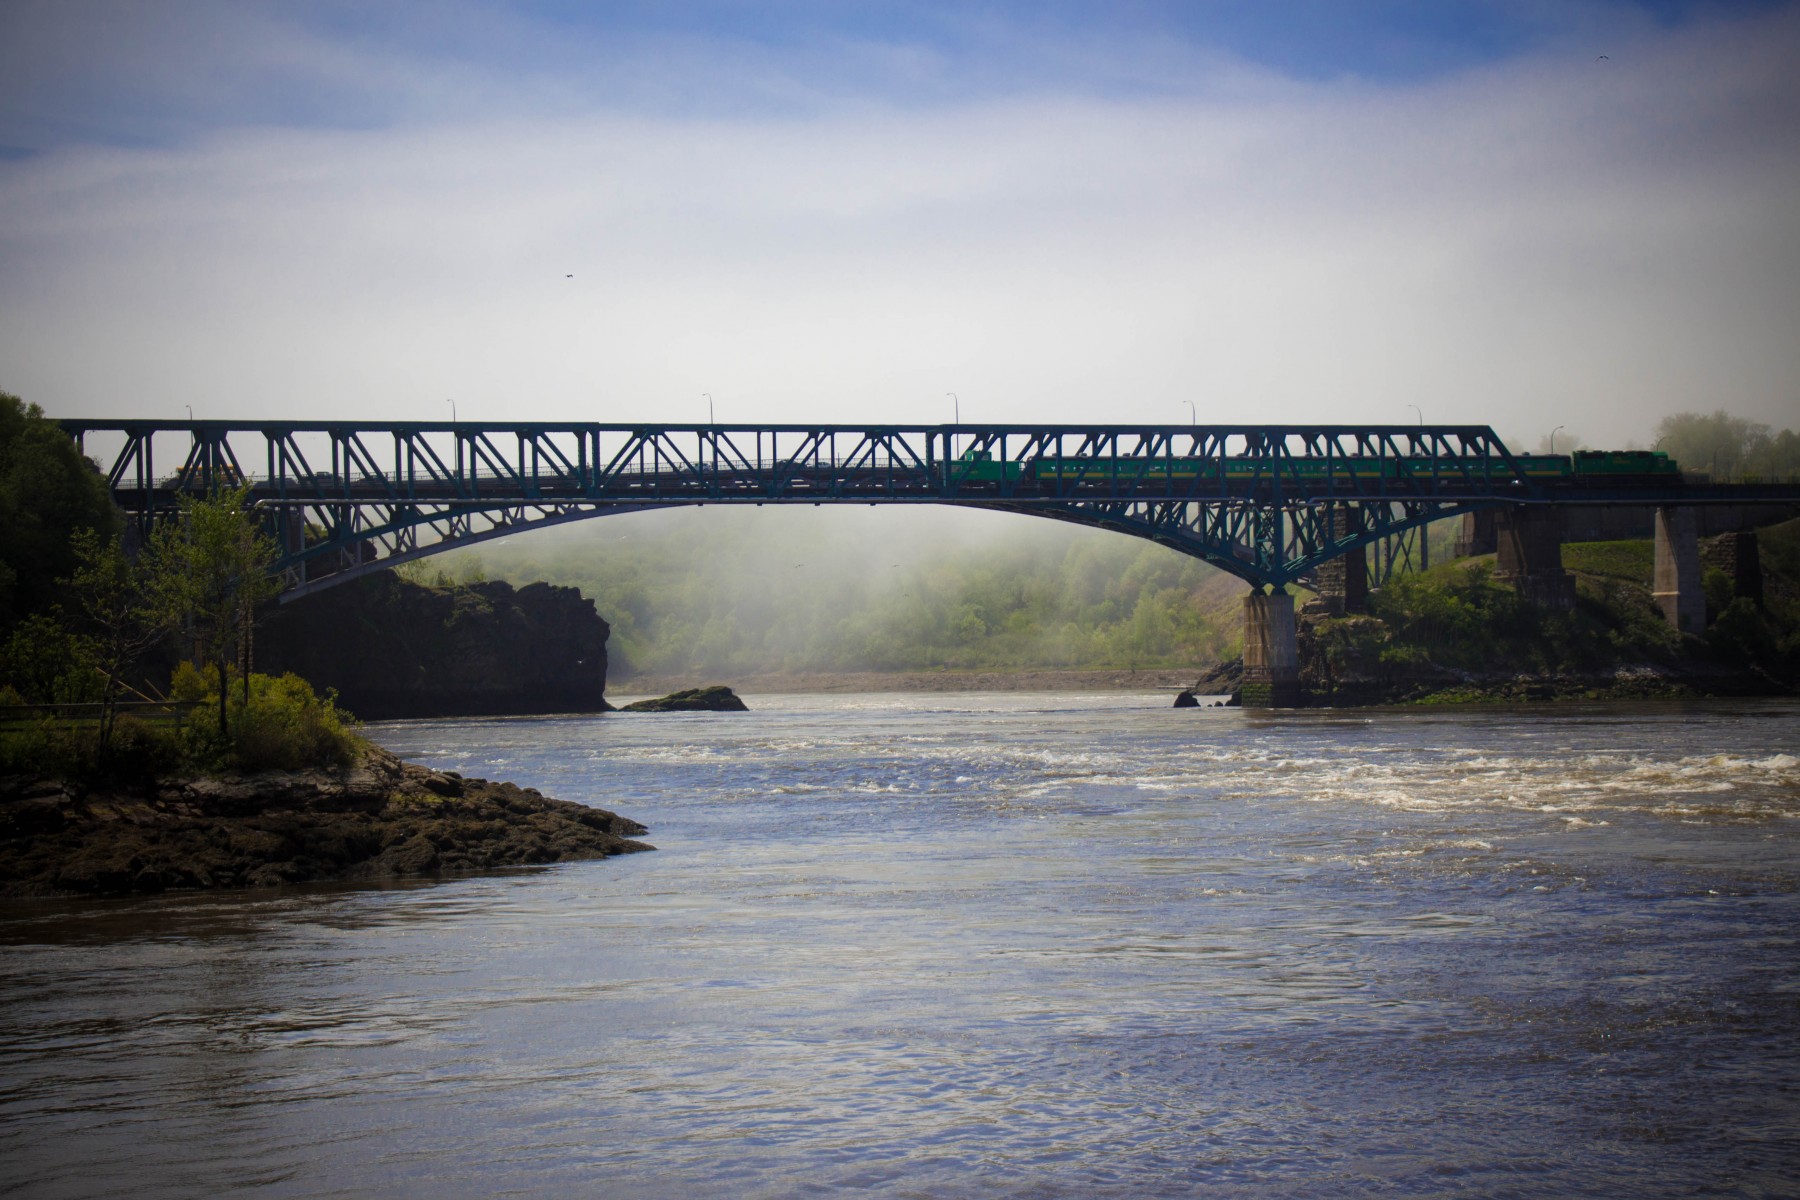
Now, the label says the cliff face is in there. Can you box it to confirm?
[257,573,612,719]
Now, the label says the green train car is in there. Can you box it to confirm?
[951,448,1678,485]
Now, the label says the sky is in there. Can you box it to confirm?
[2,0,1797,449]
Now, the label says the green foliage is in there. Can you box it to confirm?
[0,714,105,779]
[0,612,102,704]
[147,485,282,736]
[1654,411,1800,481]
[1705,597,1779,669]
[1758,518,1800,583]
[0,392,118,631]
[1702,568,1735,625]
[4,652,361,780]
[1357,558,1682,676]
[230,673,363,771]
[166,664,363,773]
[1560,540,1654,585]
[1368,563,1533,665]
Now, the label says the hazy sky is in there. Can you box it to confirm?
[3,1,1797,447]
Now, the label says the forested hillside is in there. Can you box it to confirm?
[420,508,1246,679]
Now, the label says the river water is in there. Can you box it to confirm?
[3,694,1798,1198]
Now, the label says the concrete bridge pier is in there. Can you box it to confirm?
[1653,506,1704,633]
[1241,588,1301,708]
[1314,505,1368,615]
[1495,506,1575,609]
[1457,510,1498,557]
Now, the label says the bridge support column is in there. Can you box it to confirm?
[1456,510,1497,557]
[1701,530,1762,607]
[1654,506,1704,633]
[1495,506,1575,609]
[1314,506,1367,615]
[1241,589,1301,708]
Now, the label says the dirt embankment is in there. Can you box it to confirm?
[0,746,652,898]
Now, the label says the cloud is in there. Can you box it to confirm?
[1,4,1796,447]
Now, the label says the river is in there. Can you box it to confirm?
[3,694,1798,1197]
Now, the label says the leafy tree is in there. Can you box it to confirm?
[1654,411,1782,480]
[148,486,281,739]
[63,528,170,759]
[0,392,118,632]
[0,612,99,705]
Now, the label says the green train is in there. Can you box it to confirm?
[951,448,1679,485]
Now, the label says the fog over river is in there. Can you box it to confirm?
[3,695,1798,1197]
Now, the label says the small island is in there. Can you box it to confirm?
[2,743,652,897]
[1,394,650,897]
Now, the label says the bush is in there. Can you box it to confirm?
[0,715,97,777]
[174,664,363,771]
[1706,597,1779,669]
[230,673,363,770]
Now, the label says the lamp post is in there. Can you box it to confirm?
[1550,425,1566,455]
[1406,404,1422,427]
[446,398,456,423]
[1183,400,1196,425]
[947,393,959,425]
[703,393,713,424]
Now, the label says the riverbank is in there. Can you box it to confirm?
[0,744,652,897]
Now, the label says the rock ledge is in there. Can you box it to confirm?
[0,745,653,897]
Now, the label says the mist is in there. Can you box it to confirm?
[427,506,1240,681]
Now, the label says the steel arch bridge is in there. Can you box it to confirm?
[59,419,1799,600]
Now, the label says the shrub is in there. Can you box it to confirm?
[229,672,363,771]
[171,664,363,771]
[1706,597,1778,668]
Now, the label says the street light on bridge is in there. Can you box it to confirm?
[1183,400,1196,425]
[947,393,959,425]
[1551,425,1566,454]
[703,393,714,424]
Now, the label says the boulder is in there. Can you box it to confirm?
[620,685,749,713]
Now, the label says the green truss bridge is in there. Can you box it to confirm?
[61,419,1800,703]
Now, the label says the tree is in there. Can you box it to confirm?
[1654,411,1772,480]
[64,528,170,759]
[0,392,118,632]
[148,486,281,739]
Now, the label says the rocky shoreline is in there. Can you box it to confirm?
[1186,657,1789,707]
[0,746,653,898]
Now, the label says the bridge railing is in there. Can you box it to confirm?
[67,420,1553,507]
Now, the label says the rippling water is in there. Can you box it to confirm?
[4,694,1798,1197]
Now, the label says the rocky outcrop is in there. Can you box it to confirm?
[257,573,612,719]
[0,745,652,897]
[620,686,749,712]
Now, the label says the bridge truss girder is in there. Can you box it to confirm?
[61,420,1792,599]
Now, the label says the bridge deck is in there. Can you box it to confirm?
[60,420,1800,594]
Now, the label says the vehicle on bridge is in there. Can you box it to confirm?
[952,447,1680,485]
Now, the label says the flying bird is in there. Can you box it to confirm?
[1595,55,1609,61]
